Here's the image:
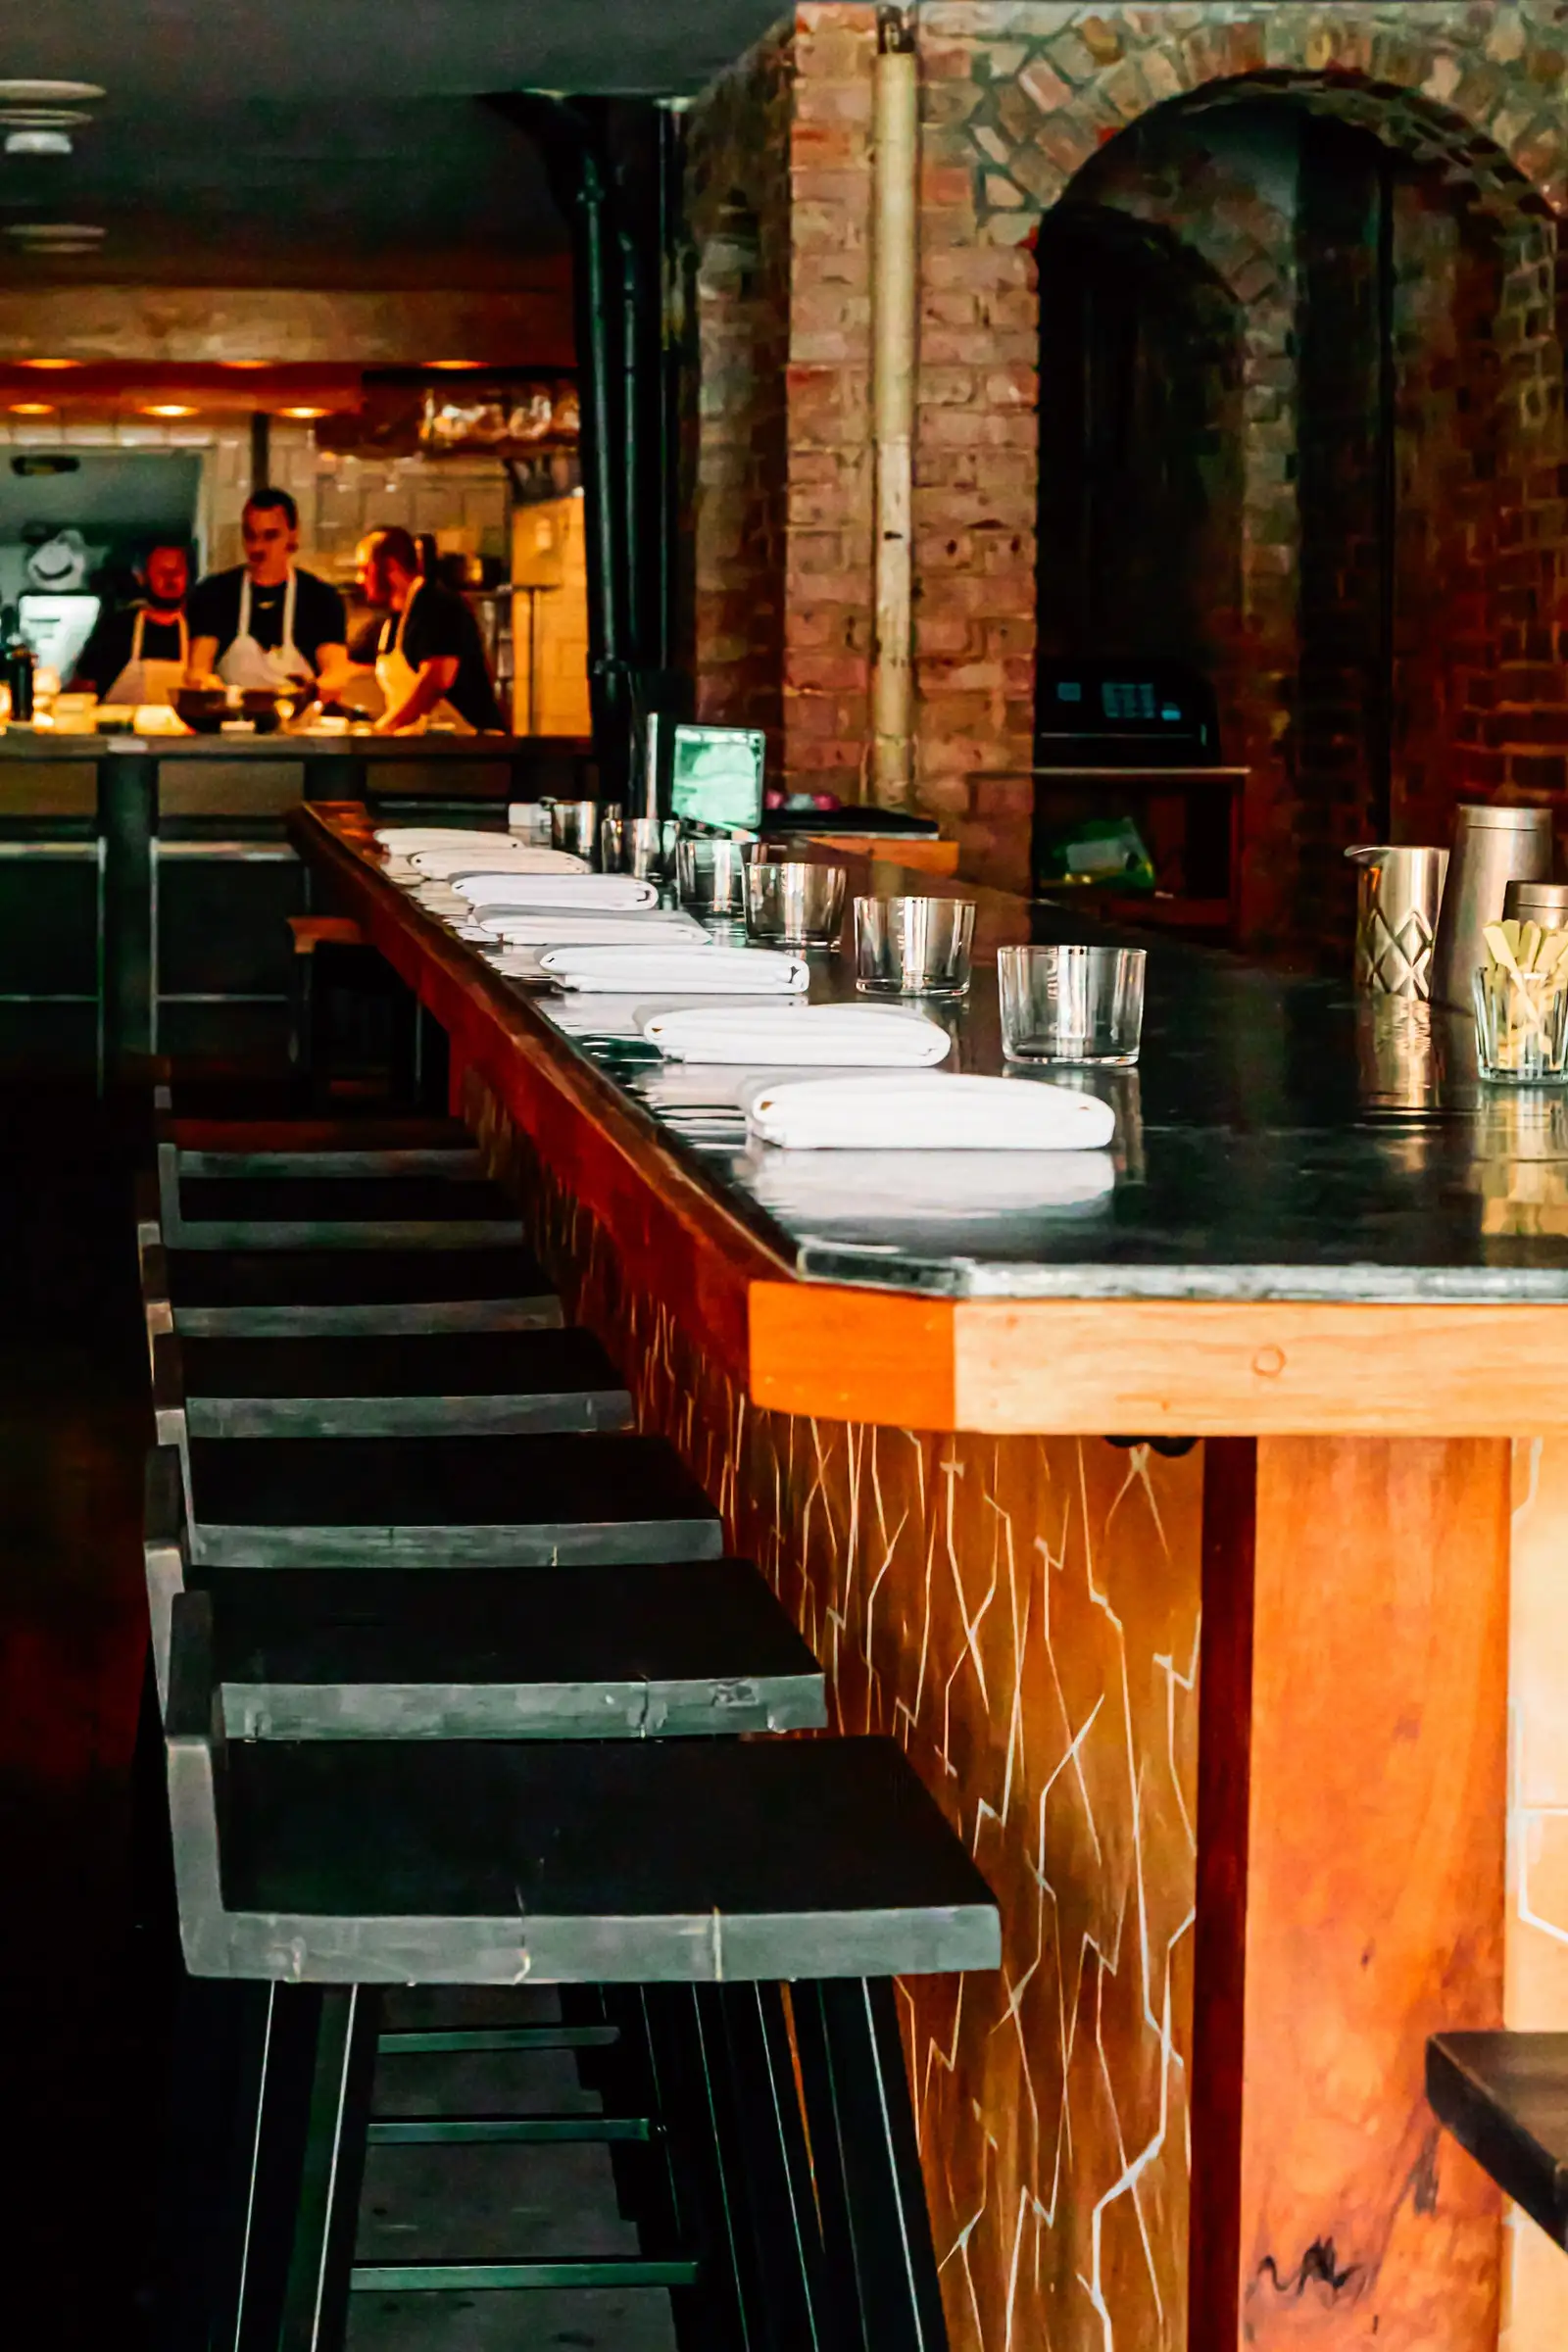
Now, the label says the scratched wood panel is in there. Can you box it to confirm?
[472,1074,1204,2352]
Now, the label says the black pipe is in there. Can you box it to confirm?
[1372,141,1396,842]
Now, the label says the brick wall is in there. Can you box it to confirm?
[687,3,1568,951]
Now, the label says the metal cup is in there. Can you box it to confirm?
[743,853,847,949]
[550,799,601,862]
[1347,845,1449,1000]
[1502,879,1568,928]
[1430,804,1553,1008]
[622,816,666,881]
[853,897,975,998]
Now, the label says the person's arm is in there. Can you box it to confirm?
[311,642,351,697]
[375,656,460,734]
[183,575,224,684]
[186,635,220,684]
[70,613,122,693]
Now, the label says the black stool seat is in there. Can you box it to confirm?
[1428,2032,1568,2247]
[170,1116,474,1158]
[161,1331,631,1438]
[151,1243,560,1336]
[187,1433,723,1566]
[172,1174,519,1249]
[183,1569,826,1739]
[167,1677,1000,1983]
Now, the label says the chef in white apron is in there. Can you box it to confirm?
[186,489,348,699]
[359,527,502,735]
[74,543,192,706]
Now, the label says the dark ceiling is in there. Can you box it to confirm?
[0,0,785,288]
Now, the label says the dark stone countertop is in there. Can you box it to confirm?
[518,904,1568,1303]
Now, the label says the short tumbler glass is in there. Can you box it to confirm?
[744,854,847,949]
[677,836,747,916]
[853,896,975,998]
[1473,964,1568,1084]
[551,799,601,862]
[998,943,1147,1065]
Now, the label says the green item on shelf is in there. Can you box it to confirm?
[1036,811,1156,894]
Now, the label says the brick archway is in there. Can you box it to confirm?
[915,8,1561,928]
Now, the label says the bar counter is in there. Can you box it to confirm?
[0,724,591,1071]
[294,800,1556,2352]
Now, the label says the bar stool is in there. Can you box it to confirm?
[163,1602,998,2352]
[139,1234,562,1339]
[144,1448,822,1740]
[154,1150,521,1251]
[181,1430,723,1568]
[150,1326,631,1441]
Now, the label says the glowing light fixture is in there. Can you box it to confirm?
[19,357,78,369]
[428,360,481,370]
[142,403,196,418]
[10,401,54,415]
[220,359,269,369]
[279,405,328,419]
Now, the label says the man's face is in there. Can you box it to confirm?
[358,540,392,608]
[145,547,188,606]
[242,504,296,583]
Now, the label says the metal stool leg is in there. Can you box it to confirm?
[792,1978,950,2352]
[278,1984,381,2352]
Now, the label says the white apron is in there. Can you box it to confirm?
[374,582,473,733]
[217,568,316,692]
[103,607,189,707]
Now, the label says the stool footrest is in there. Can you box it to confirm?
[378,2026,618,2055]
[367,2116,652,2146]
[350,2257,699,2292]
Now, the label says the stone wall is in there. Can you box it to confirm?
[684,3,1568,948]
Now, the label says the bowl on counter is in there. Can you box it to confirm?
[173,686,296,735]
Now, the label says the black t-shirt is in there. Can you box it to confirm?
[72,604,187,692]
[186,565,347,668]
[381,581,504,732]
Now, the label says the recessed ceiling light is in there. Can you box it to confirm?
[428,360,481,370]
[10,401,53,415]
[220,359,269,369]
[143,403,196,418]
[19,357,77,368]
[0,80,104,105]
[5,130,73,155]
[6,222,105,243]
[278,405,328,419]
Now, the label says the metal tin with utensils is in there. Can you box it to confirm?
[1347,845,1448,999]
[1430,804,1554,1007]
[550,799,601,863]
[1502,879,1568,928]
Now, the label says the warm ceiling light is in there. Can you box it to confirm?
[220,359,269,369]
[0,80,105,103]
[278,405,328,419]
[10,401,53,415]
[142,403,196,417]
[19,357,77,368]
[428,360,481,370]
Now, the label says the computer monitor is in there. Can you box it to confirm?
[667,723,765,833]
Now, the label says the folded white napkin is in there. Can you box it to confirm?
[540,947,809,996]
[449,871,658,910]
[472,910,704,946]
[538,994,730,1038]
[747,1147,1115,1217]
[375,826,533,849]
[407,846,590,879]
[744,1072,1116,1151]
[643,1002,950,1066]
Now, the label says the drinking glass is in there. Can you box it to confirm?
[622,816,666,880]
[599,810,623,871]
[998,944,1147,1065]
[854,897,975,998]
[1473,962,1568,1084]
[744,854,847,949]
[677,836,747,915]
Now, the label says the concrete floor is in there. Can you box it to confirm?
[0,1085,676,2351]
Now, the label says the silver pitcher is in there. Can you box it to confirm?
[1348,845,1449,1000]
[1429,804,1554,1008]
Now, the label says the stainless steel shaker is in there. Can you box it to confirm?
[1347,845,1449,999]
[1428,804,1554,1007]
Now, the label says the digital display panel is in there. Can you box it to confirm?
[668,723,765,831]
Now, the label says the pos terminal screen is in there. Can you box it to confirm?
[668,724,765,832]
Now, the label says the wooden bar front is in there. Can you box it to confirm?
[293,804,1523,2352]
